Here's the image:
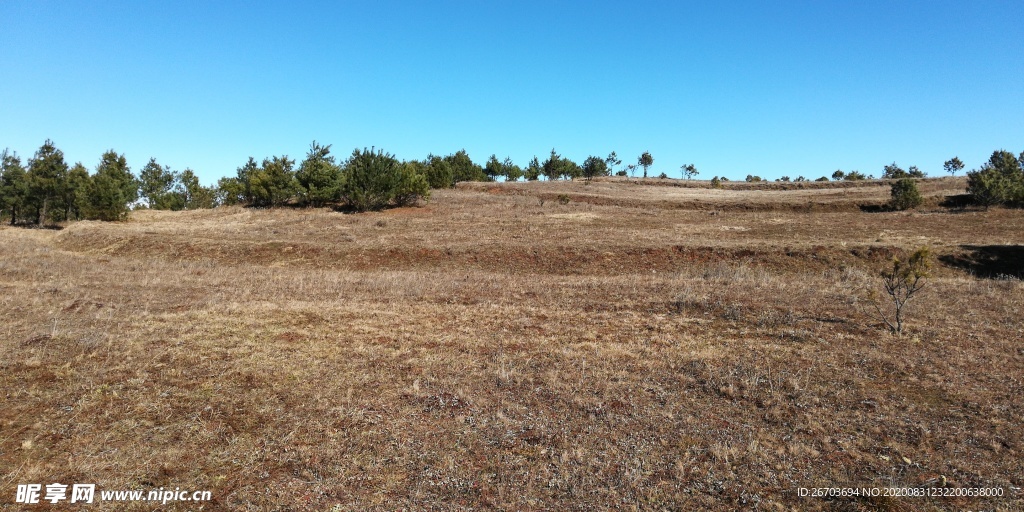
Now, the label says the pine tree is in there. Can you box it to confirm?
[1,150,29,225]
[295,141,340,207]
[84,150,137,221]
[27,140,69,225]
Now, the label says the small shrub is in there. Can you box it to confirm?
[710,176,722,189]
[889,178,923,210]
[557,194,570,205]
[658,172,668,179]
[869,247,930,335]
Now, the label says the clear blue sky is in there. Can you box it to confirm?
[1,0,1022,184]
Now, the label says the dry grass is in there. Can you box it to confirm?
[2,179,1022,510]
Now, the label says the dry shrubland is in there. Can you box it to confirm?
[2,178,1022,510]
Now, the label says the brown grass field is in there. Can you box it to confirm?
[2,177,1023,510]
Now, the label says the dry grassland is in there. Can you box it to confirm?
[2,178,1022,510]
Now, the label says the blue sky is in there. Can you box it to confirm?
[1,1,1021,184]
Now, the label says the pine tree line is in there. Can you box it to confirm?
[5,140,1021,226]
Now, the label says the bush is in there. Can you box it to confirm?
[889,178,923,210]
[710,176,722,188]
[882,163,907,179]
[423,155,455,189]
[340,147,429,211]
[966,150,1023,209]
[295,141,340,207]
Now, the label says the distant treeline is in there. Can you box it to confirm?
[2,141,1023,225]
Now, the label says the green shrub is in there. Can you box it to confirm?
[296,141,340,207]
[889,178,923,210]
[422,155,455,189]
[340,147,429,211]
[966,150,1023,209]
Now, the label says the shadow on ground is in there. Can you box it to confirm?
[940,245,1024,279]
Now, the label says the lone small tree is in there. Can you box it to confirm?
[680,163,698,180]
[638,151,653,178]
[943,157,964,176]
[605,152,621,177]
[870,247,930,335]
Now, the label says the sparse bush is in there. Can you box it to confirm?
[882,162,907,179]
[844,170,866,181]
[889,178,923,210]
[710,176,722,188]
[557,194,570,205]
[815,176,829,182]
[745,175,763,182]
[870,247,930,335]
[658,172,667,179]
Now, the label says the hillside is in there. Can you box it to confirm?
[2,178,1022,510]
